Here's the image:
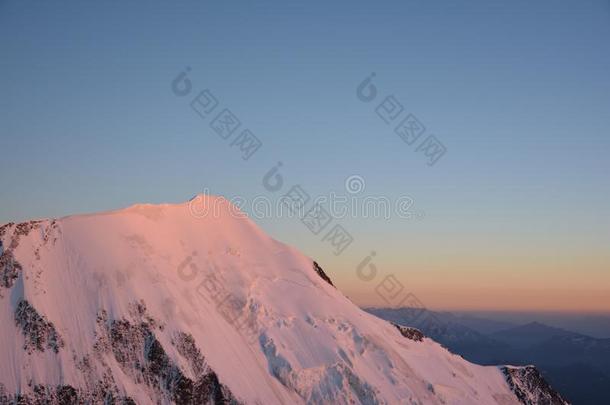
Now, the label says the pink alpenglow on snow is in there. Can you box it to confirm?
[0,196,568,404]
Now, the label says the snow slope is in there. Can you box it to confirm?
[0,195,567,404]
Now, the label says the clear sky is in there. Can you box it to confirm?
[1,0,609,312]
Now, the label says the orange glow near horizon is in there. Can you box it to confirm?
[314,243,610,313]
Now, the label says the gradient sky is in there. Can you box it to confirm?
[1,0,609,312]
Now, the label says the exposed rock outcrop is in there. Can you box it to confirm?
[14,300,64,354]
[313,261,334,287]
[93,303,240,404]
[0,250,21,293]
[392,322,425,342]
[501,365,569,405]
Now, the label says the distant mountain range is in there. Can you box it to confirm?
[366,307,610,405]
[492,322,580,349]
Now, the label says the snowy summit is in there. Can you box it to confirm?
[0,196,567,404]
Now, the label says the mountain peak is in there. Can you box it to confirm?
[0,203,567,404]
[496,322,577,338]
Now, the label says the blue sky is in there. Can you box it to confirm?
[1,0,609,311]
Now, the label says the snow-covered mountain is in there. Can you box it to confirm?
[0,195,568,404]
